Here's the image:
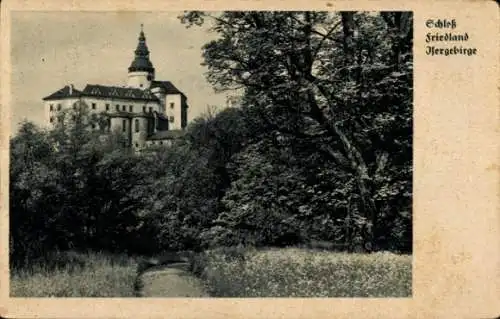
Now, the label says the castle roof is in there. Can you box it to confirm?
[151,81,187,98]
[43,84,160,102]
[82,84,159,101]
[42,85,82,100]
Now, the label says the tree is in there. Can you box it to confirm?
[180,11,413,252]
[133,107,256,251]
[9,121,58,264]
[9,101,146,263]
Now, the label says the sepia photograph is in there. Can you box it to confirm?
[8,10,413,298]
[1,0,500,318]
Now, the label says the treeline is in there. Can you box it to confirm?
[10,11,412,266]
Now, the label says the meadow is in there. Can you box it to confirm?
[190,247,412,298]
[10,248,411,297]
[10,251,138,297]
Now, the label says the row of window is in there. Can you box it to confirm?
[49,102,176,112]
[50,116,175,127]
[51,118,175,138]
[125,118,176,133]
[49,116,101,130]
[110,104,153,113]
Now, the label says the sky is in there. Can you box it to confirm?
[10,11,230,133]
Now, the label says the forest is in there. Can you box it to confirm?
[10,11,413,269]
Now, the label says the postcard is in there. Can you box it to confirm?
[1,0,498,318]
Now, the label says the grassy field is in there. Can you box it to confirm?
[10,248,412,298]
[10,250,138,297]
[190,247,412,297]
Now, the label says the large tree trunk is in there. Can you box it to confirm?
[286,11,378,252]
[337,12,378,251]
[326,114,377,252]
[381,12,413,71]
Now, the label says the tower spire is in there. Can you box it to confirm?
[128,24,155,75]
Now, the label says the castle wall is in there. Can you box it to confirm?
[131,117,150,149]
[151,88,166,114]
[165,94,183,130]
[127,71,153,89]
[46,96,161,129]
[44,98,80,127]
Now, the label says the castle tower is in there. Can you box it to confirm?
[127,24,155,89]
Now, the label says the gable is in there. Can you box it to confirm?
[42,85,82,100]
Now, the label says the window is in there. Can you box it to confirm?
[57,104,61,111]
[135,119,140,132]
[72,115,76,121]
[129,105,133,112]
[160,141,163,145]
[107,118,111,131]
[122,120,126,132]
[135,143,139,148]
[49,117,54,123]
[143,106,146,113]
[122,105,126,111]
[91,123,96,129]
[140,84,143,88]
[169,116,174,123]
[116,105,120,111]
[170,102,174,109]
[92,103,96,110]
[149,107,153,113]
[106,104,110,111]
[49,104,53,111]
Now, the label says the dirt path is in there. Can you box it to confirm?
[137,262,209,297]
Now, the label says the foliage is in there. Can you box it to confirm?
[192,247,411,297]
[9,103,143,264]
[10,11,413,272]
[180,11,413,252]
[134,107,253,251]
[10,250,138,297]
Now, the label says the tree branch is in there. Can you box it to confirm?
[312,21,342,60]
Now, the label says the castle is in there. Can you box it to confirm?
[42,25,188,149]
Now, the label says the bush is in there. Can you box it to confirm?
[187,252,210,278]
[187,246,248,278]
